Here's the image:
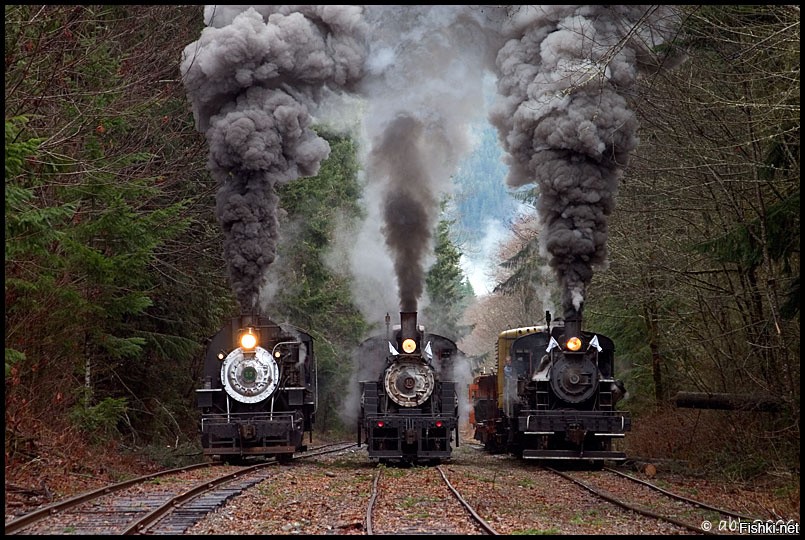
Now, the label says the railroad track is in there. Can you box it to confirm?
[365,464,498,535]
[5,442,355,535]
[547,466,766,535]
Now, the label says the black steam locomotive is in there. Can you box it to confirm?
[472,311,630,461]
[196,313,316,462]
[358,311,460,465]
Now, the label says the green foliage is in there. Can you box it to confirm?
[5,117,42,176]
[450,125,518,247]
[5,118,76,263]
[692,191,800,279]
[5,349,26,379]
[5,5,231,453]
[274,130,369,431]
[69,396,128,443]
[98,334,148,360]
[424,202,475,341]
[493,228,558,318]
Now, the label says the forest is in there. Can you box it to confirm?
[5,4,799,487]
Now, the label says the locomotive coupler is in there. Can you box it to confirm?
[566,423,586,445]
[240,423,257,440]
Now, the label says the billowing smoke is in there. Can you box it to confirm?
[369,114,435,312]
[354,5,500,317]
[487,5,683,319]
[180,4,683,332]
[180,5,367,312]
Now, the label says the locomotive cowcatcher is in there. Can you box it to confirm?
[472,311,630,461]
[196,313,316,462]
[358,311,459,465]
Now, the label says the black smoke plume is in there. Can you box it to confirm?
[357,6,497,316]
[488,5,684,319]
[180,6,367,312]
[370,114,436,312]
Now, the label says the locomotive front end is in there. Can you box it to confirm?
[359,311,459,464]
[518,312,631,460]
[197,314,316,461]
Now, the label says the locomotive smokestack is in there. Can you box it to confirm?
[400,311,418,341]
[564,306,582,340]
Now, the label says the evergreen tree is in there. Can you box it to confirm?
[5,5,232,453]
[424,201,474,342]
[272,130,369,432]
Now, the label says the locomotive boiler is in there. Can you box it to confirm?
[196,313,316,462]
[358,311,460,465]
[472,311,630,461]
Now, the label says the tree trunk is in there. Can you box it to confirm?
[673,391,782,412]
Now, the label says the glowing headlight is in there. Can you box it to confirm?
[402,338,417,353]
[566,337,582,351]
[240,329,257,350]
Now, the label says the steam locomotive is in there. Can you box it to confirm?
[196,313,316,462]
[358,311,460,465]
[471,311,630,461]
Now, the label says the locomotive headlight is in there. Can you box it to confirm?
[240,328,257,350]
[566,337,582,351]
[402,338,417,353]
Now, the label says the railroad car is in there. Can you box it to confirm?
[472,311,630,461]
[358,311,460,465]
[196,313,316,462]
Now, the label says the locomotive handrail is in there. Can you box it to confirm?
[270,339,301,357]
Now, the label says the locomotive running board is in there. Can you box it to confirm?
[522,449,627,460]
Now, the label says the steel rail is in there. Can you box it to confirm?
[604,466,763,522]
[547,466,716,535]
[4,462,213,535]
